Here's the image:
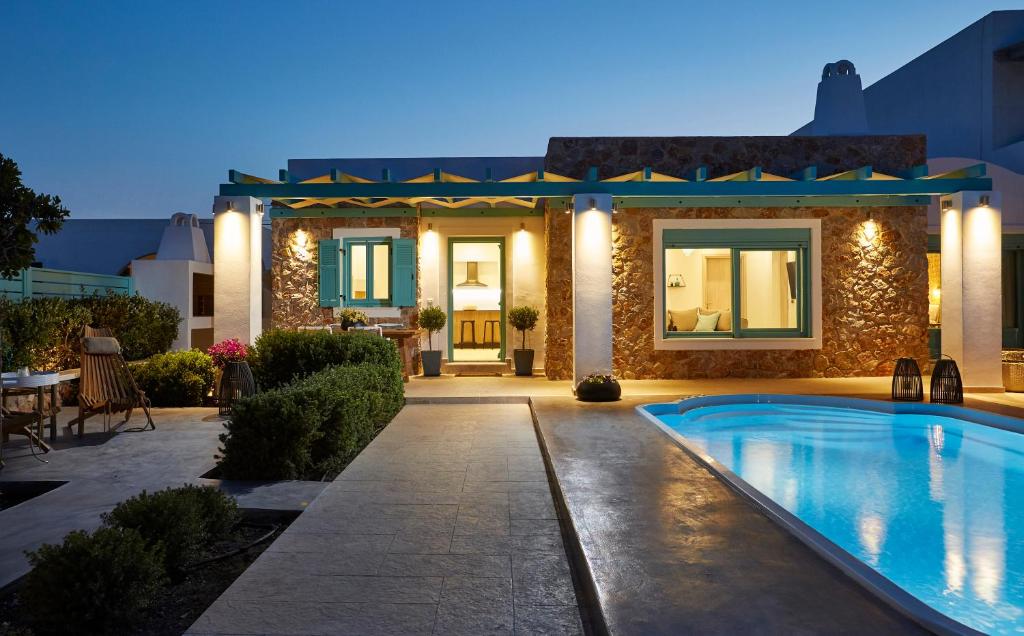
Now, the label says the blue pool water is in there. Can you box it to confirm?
[647,398,1024,635]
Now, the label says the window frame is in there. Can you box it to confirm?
[342,237,392,307]
[654,219,822,351]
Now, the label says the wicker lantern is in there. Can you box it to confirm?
[218,361,256,416]
[891,358,923,402]
[930,356,963,404]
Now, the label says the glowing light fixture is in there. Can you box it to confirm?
[519,222,526,231]
[588,197,597,212]
[941,200,953,210]
[979,195,991,207]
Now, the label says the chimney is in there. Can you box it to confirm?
[812,60,870,135]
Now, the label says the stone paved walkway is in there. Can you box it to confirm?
[188,403,583,636]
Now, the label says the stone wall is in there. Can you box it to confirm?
[543,135,930,380]
[271,215,420,369]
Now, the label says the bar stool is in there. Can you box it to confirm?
[459,320,477,348]
[483,320,501,348]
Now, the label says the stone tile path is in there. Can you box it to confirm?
[188,403,583,636]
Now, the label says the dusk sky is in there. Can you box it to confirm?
[0,1,1010,219]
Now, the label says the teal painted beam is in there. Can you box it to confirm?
[279,169,290,183]
[792,166,818,181]
[225,176,991,199]
[268,207,543,219]
[611,195,933,208]
[902,164,929,179]
[691,166,708,182]
[930,163,986,180]
[586,167,598,181]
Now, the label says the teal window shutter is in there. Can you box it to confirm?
[318,239,341,307]
[391,238,416,307]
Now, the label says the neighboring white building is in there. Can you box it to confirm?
[794,10,1024,351]
[132,214,215,350]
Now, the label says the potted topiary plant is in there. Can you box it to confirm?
[508,305,539,376]
[418,305,446,377]
[337,308,369,331]
[575,373,621,402]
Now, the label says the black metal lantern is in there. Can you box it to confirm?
[218,361,256,416]
[891,357,923,402]
[930,356,963,404]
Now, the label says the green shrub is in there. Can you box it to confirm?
[102,485,240,571]
[0,293,179,372]
[22,527,166,635]
[248,329,402,390]
[132,350,216,407]
[73,292,181,361]
[218,364,403,480]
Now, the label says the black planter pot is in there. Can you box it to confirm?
[218,361,256,416]
[422,350,443,377]
[513,349,534,376]
[575,377,622,402]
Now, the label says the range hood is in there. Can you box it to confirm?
[457,261,486,287]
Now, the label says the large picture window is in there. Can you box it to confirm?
[662,228,810,339]
[343,237,391,306]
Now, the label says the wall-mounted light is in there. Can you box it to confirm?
[588,197,597,212]
[225,200,234,212]
[979,195,991,208]
[564,201,573,215]
[427,222,434,232]
[292,229,311,261]
[941,200,953,210]
[611,204,619,215]
[859,211,878,247]
[256,202,264,216]
[519,222,526,231]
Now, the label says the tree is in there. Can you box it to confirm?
[0,153,70,278]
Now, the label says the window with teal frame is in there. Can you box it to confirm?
[342,237,392,307]
[662,228,811,339]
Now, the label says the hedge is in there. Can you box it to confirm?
[217,363,403,480]
[248,329,402,390]
[132,350,216,407]
[0,292,180,372]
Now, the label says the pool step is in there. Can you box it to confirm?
[442,360,510,376]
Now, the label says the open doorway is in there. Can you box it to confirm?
[448,237,505,362]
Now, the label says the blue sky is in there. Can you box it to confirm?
[0,1,1010,218]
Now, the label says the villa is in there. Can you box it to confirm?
[213,133,999,388]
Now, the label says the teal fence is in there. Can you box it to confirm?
[0,267,134,301]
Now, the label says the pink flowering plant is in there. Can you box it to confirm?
[207,338,249,369]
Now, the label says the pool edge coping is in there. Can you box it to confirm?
[637,393,994,636]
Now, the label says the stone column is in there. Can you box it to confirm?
[213,196,263,345]
[940,191,1003,390]
[572,193,614,385]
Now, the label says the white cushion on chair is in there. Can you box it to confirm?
[82,336,121,355]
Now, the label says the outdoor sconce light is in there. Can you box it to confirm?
[292,229,311,261]
[225,201,234,211]
[520,222,526,231]
[979,195,991,207]
[588,197,597,212]
[256,202,264,216]
[426,222,433,232]
[612,204,619,215]
[941,200,952,210]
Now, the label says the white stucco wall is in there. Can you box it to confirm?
[213,196,263,345]
[131,258,213,350]
[572,194,614,383]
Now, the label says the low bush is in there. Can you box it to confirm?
[21,527,166,635]
[102,484,240,571]
[131,350,216,407]
[73,292,181,361]
[217,364,403,480]
[248,329,402,390]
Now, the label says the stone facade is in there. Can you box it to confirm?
[543,135,930,380]
[271,216,421,369]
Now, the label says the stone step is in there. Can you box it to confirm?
[442,360,510,376]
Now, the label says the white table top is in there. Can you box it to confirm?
[2,372,62,389]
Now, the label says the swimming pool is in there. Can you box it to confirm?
[641,395,1024,636]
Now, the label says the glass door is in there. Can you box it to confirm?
[448,237,505,362]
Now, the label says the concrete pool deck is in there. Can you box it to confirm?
[532,396,926,634]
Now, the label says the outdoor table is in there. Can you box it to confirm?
[1,369,79,448]
[380,329,418,381]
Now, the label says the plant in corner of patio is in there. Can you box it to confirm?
[418,305,446,377]
[576,373,621,402]
[207,338,248,369]
[508,305,539,376]
[336,308,369,330]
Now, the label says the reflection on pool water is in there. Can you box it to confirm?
[646,398,1024,635]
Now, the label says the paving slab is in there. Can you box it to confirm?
[532,396,927,635]
[0,408,327,589]
[188,403,584,635]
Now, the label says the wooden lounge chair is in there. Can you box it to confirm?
[68,326,154,437]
